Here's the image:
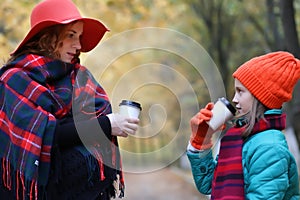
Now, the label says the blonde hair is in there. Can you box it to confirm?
[8,22,80,63]
[242,98,268,138]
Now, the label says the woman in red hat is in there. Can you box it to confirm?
[0,0,139,199]
[187,51,300,199]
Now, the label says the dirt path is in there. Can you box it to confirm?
[116,167,209,200]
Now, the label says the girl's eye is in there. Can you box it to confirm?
[236,88,242,94]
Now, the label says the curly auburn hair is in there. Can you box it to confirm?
[8,21,80,63]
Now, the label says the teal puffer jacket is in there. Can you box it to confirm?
[187,122,299,199]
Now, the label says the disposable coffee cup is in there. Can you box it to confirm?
[119,100,142,119]
[207,97,236,131]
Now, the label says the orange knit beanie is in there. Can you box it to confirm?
[233,51,300,109]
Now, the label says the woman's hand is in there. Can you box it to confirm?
[107,113,139,137]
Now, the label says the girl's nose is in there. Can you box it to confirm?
[232,93,238,104]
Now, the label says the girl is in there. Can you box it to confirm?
[0,0,139,199]
[187,51,300,199]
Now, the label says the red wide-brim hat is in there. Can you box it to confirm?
[12,0,109,54]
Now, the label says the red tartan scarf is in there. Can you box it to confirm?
[211,111,286,200]
[0,54,124,199]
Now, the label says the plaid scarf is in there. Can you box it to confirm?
[0,54,124,199]
[211,112,286,200]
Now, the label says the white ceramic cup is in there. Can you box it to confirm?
[207,97,236,131]
[119,100,142,119]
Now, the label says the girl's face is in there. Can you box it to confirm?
[57,21,83,63]
[232,78,254,116]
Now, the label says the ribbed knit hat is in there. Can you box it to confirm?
[233,51,300,109]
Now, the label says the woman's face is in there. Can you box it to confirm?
[58,21,83,63]
[232,78,254,116]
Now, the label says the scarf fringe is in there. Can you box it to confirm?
[110,137,125,198]
[2,158,39,200]
[75,144,125,198]
[90,146,106,181]
[2,157,11,190]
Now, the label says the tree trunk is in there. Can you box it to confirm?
[279,0,300,148]
[266,0,284,50]
[280,0,300,58]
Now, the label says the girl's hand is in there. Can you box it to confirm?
[190,102,214,150]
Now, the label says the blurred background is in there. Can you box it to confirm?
[1,0,300,199]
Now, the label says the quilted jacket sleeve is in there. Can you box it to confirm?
[243,130,300,200]
[186,150,217,195]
